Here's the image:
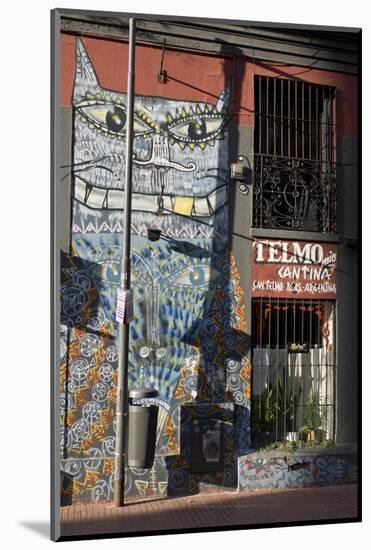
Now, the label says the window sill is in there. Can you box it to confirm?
[250,227,340,243]
[245,442,357,459]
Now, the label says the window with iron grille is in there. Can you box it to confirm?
[251,298,336,446]
[253,76,337,233]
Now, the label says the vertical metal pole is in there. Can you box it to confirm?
[309,85,312,160]
[114,17,136,508]
[266,77,269,154]
[280,79,283,157]
[315,86,319,161]
[273,78,276,156]
[288,80,291,157]
[258,76,263,227]
[259,76,262,154]
[295,80,298,158]
[302,82,305,159]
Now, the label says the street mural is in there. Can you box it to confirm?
[60,38,251,503]
[238,452,358,491]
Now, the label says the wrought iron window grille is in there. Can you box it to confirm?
[251,298,336,446]
[253,76,337,233]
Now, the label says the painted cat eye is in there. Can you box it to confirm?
[106,106,126,132]
[91,260,142,286]
[169,265,221,287]
[167,112,226,147]
[75,100,156,139]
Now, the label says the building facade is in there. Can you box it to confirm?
[55,12,359,504]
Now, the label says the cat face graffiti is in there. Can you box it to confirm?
[63,38,237,461]
[72,38,230,240]
[60,39,252,502]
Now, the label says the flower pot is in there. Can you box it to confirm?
[307,430,317,442]
[305,429,326,442]
[315,429,326,441]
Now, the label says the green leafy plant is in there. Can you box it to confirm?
[254,438,334,453]
[277,378,303,432]
[253,378,302,437]
[252,389,274,433]
[302,392,323,431]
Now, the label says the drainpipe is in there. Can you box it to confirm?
[114,17,136,508]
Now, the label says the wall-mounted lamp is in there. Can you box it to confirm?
[230,163,249,181]
[230,156,252,195]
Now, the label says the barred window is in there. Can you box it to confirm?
[253,76,336,233]
[251,298,335,446]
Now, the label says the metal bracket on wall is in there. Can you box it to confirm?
[157,39,168,83]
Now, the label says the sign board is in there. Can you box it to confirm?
[125,289,134,323]
[251,239,337,299]
[115,288,134,324]
[288,342,310,353]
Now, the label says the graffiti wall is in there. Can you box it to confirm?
[238,452,358,491]
[60,37,251,503]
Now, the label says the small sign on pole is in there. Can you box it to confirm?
[125,289,134,323]
[116,288,134,324]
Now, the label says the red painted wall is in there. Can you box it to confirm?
[60,33,357,137]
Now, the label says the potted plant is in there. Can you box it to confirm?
[301,393,326,441]
[298,424,312,441]
[253,379,303,444]
[278,379,303,442]
[252,386,276,446]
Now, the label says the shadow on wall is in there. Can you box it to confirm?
[59,237,252,501]
[162,239,251,497]
[59,35,253,504]
[164,40,253,497]
[61,471,74,506]
[165,401,251,498]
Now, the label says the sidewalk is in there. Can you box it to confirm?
[60,483,358,539]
